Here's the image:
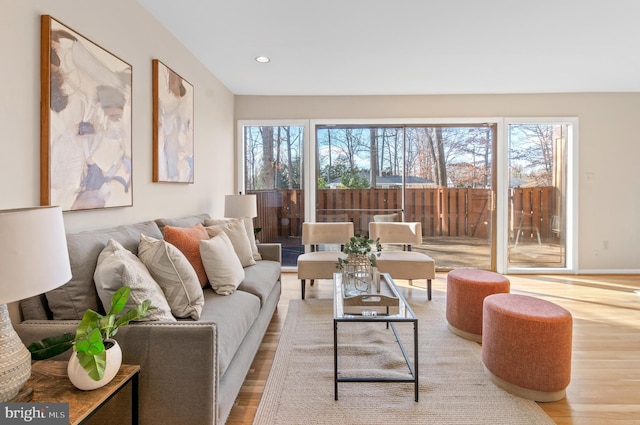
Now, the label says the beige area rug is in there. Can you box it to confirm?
[253,298,555,425]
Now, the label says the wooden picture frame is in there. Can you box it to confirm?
[152,59,194,183]
[40,15,133,211]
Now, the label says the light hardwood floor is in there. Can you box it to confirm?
[228,272,640,425]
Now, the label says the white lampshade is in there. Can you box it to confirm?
[0,206,71,304]
[0,206,71,402]
[224,194,257,218]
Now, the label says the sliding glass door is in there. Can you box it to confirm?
[315,124,496,270]
[238,119,575,272]
[240,123,306,267]
[507,122,571,269]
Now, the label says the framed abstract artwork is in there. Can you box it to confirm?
[40,15,133,211]
[152,59,194,183]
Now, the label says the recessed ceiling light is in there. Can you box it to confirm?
[255,56,270,63]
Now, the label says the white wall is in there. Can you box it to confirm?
[0,0,235,233]
[236,93,640,272]
[2,0,637,273]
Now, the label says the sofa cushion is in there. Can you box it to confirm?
[20,294,51,320]
[205,218,262,261]
[138,234,204,320]
[94,239,175,321]
[45,221,163,320]
[200,233,245,295]
[199,288,260,377]
[163,224,210,287]
[154,214,210,233]
[204,219,255,267]
[238,261,281,306]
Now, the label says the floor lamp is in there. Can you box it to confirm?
[0,206,71,401]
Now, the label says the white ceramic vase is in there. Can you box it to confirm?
[0,304,31,401]
[67,339,122,390]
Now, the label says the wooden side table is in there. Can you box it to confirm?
[16,360,140,425]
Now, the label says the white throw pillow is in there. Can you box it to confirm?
[138,234,204,320]
[94,239,175,321]
[200,232,245,295]
[204,219,256,267]
[205,218,262,261]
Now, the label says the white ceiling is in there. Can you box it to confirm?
[137,0,640,96]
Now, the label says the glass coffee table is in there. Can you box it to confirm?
[333,272,419,401]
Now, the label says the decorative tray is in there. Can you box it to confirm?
[342,273,400,307]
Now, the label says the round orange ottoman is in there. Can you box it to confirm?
[446,269,510,342]
[482,293,573,402]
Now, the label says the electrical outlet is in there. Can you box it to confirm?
[603,240,609,250]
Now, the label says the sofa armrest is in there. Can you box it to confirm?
[16,320,218,425]
[257,243,281,263]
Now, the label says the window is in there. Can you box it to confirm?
[238,118,577,272]
[507,122,572,270]
[315,123,495,270]
[239,123,306,268]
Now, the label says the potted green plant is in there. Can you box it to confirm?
[336,234,382,270]
[28,286,153,389]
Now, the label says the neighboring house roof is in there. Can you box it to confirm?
[379,175,433,185]
[510,177,539,188]
[328,173,433,186]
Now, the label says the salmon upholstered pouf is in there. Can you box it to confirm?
[482,293,573,402]
[445,269,510,342]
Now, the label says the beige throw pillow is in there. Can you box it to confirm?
[204,219,256,267]
[138,234,204,320]
[200,232,245,295]
[94,239,175,321]
[205,218,262,261]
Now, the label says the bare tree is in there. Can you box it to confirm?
[425,128,447,186]
[284,127,294,189]
[381,128,402,175]
[406,128,433,181]
[511,125,554,185]
[369,128,377,188]
[320,127,370,173]
[450,127,492,188]
[259,126,275,190]
[343,128,366,172]
[372,127,402,183]
[316,125,495,190]
[274,127,282,188]
[281,126,302,189]
[244,127,261,190]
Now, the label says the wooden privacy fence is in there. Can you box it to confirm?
[251,187,557,243]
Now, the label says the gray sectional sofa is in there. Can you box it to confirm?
[15,214,281,425]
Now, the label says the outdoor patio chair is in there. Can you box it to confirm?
[514,211,541,246]
[297,222,354,299]
[369,222,435,300]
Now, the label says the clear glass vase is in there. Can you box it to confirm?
[342,254,372,297]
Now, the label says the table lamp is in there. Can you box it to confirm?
[224,194,257,220]
[224,193,258,239]
[0,206,71,401]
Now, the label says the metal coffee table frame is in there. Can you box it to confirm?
[333,272,419,401]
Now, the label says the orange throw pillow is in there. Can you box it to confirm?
[163,223,209,287]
